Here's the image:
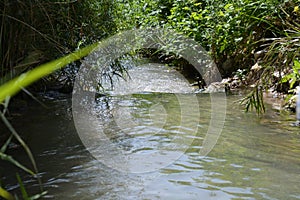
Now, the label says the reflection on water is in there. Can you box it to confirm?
[74,93,201,173]
[1,64,300,199]
[101,63,196,95]
[2,93,299,200]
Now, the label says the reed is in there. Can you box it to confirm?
[0,1,116,198]
[0,0,116,87]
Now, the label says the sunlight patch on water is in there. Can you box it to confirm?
[101,63,195,95]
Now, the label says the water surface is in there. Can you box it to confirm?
[1,64,300,200]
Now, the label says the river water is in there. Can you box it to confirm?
[1,64,300,199]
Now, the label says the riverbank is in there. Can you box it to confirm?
[0,1,299,198]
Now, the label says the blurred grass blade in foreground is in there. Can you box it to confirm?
[0,42,99,103]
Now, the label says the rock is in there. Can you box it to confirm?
[203,82,228,93]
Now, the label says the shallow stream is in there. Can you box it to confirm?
[1,64,300,199]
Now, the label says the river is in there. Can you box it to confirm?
[1,64,300,199]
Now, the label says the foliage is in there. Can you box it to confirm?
[115,0,287,69]
[0,41,101,198]
[0,43,99,103]
[243,1,300,113]
[16,173,47,200]
[0,185,15,200]
[114,0,167,30]
[0,1,299,198]
[0,0,116,87]
[281,60,300,89]
[0,1,117,198]
[115,0,300,113]
[233,69,248,82]
[0,173,47,200]
[240,86,265,114]
[0,106,46,199]
[261,33,300,90]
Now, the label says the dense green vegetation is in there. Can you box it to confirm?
[0,0,299,199]
[1,0,299,103]
[116,1,298,65]
[0,1,116,198]
[0,0,116,89]
[115,0,300,112]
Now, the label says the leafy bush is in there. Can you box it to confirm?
[115,0,290,72]
[116,0,300,113]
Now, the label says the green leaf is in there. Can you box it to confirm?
[0,152,34,175]
[224,3,233,10]
[0,113,37,176]
[29,191,48,200]
[0,135,13,153]
[290,77,297,89]
[280,74,293,83]
[0,187,15,200]
[16,174,29,200]
[292,59,300,75]
[0,42,99,103]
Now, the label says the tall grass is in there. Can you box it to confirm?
[0,43,99,103]
[0,0,116,87]
[0,40,100,200]
[239,1,300,113]
[0,1,116,198]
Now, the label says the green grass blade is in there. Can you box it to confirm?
[29,191,48,200]
[21,88,49,109]
[0,152,34,175]
[0,186,15,200]
[0,112,36,176]
[16,173,29,200]
[0,135,13,152]
[0,42,99,103]
[2,96,10,115]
